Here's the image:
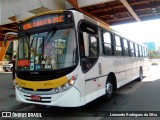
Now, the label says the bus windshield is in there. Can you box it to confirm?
[17,28,78,71]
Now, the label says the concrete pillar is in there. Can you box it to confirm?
[0,41,10,61]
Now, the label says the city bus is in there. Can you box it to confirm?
[7,10,149,107]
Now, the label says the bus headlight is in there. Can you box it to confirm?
[68,75,78,86]
[62,85,67,90]
[54,75,78,93]
[15,82,22,90]
[55,88,59,93]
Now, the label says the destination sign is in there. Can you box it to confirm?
[22,13,72,30]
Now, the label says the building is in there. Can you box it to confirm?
[143,42,156,51]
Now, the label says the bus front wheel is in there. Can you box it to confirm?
[104,79,114,100]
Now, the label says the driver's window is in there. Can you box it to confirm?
[78,21,99,73]
[89,36,98,57]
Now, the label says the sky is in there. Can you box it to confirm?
[111,19,160,45]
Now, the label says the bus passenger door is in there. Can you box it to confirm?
[78,21,99,103]
[84,34,99,103]
[81,33,99,103]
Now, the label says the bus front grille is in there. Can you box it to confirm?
[24,95,52,103]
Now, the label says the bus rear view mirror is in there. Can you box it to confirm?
[4,32,17,46]
[4,35,8,46]
[83,32,89,57]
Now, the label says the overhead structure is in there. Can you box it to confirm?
[0,22,18,61]
[66,0,160,25]
[120,0,141,22]
[0,22,18,41]
[1,0,160,41]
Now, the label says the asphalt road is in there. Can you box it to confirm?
[0,65,160,120]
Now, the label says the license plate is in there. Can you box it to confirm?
[31,95,41,101]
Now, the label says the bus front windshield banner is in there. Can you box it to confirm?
[17,28,78,71]
[22,13,73,30]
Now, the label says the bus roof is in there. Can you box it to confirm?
[21,10,147,48]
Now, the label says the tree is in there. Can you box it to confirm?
[148,50,160,59]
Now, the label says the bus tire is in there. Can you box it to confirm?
[139,67,143,81]
[103,77,114,101]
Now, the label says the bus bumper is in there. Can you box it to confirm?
[15,87,82,107]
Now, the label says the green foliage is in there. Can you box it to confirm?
[4,55,11,61]
[148,50,160,59]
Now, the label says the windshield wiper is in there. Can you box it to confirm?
[44,30,57,48]
[39,28,57,49]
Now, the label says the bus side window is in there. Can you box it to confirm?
[89,35,98,57]
[141,47,144,57]
[143,47,145,57]
[129,42,135,57]
[102,30,112,56]
[115,35,122,56]
[135,44,139,57]
[123,39,129,56]
[144,47,148,57]
[139,45,142,57]
[137,45,140,57]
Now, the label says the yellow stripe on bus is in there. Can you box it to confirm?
[16,76,68,91]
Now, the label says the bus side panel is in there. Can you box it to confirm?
[97,77,106,97]
[85,80,98,103]
[143,58,150,76]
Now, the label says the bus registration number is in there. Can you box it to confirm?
[31,95,41,101]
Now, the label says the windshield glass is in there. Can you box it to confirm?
[17,28,78,71]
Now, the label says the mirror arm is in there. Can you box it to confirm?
[4,32,17,46]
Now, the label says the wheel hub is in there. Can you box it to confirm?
[106,82,113,95]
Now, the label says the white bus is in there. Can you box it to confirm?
[11,10,148,107]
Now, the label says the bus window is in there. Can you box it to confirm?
[135,44,139,57]
[102,31,112,55]
[137,45,140,57]
[78,21,99,73]
[18,37,29,59]
[18,38,24,59]
[141,47,144,57]
[139,45,142,57]
[123,39,129,56]
[130,42,135,57]
[144,47,148,57]
[89,35,98,57]
[115,36,122,56]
